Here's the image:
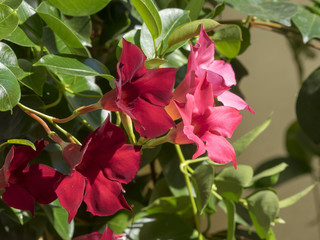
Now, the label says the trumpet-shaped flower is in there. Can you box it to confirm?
[0,140,63,215]
[166,25,254,120]
[55,117,141,222]
[99,39,177,138]
[168,74,242,167]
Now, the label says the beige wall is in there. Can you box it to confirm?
[213,3,320,239]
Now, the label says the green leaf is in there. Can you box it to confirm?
[292,7,320,43]
[250,162,288,187]
[47,0,111,16]
[36,2,89,56]
[5,26,37,47]
[0,199,30,225]
[167,19,220,48]
[42,199,74,240]
[2,0,23,9]
[145,58,168,69]
[247,190,279,239]
[215,179,243,202]
[216,165,254,187]
[131,0,162,39]
[192,164,215,214]
[0,62,20,112]
[296,67,320,144]
[144,196,193,219]
[34,54,112,79]
[17,1,35,24]
[0,139,35,150]
[107,210,131,235]
[19,13,43,46]
[140,8,190,58]
[212,25,242,59]
[233,113,272,156]
[185,0,205,21]
[0,4,19,40]
[279,183,316,208]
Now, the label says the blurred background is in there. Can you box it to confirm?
[210,1,320,239]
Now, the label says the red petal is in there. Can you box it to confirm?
[23,164,63,204]
[62,143,83,170]
[84,171,130,216]
[103,145,141,184]
[168,122,192,145]
[73,232,102,240]
[99,89,119,111]
[55,171,86,223]
[2,183,35,215]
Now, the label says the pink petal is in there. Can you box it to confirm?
[174,94,197,126]
[183,125,206,159]
[193,72,213,115]
[2,183,35,214]
[205,69,230,96]
[218,91,255,114]
[133,68,177,106]
[202,132,237,168]
[167,122,193,145]
[101,226,114,240]
[73,232,102,240]
[117,39,146,84]
[84,171,130,216]
[23,164,63,205]
[130,97,175,138]
[207,60,236,87]
[103,145,141,184]
[55,171,86,223]
[205,106,242,138]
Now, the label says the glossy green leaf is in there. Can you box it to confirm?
[2,0,23,9]
[250,163,288,187]
[0,139,35,150]
[216,165,254,187]
[5,26,37,47]
[279,183,316,208]
[0,4,19,40]
[43,199,74,240]
[292,7,320,43]
[131,0,162,39]
[107,210,131,235]
[296,67,320,144]
[141,8,190,58]
[0,62,20,112]
[47,0,111,16]
[17,1,35,24]
[233,113,272,156]
[145,58,168,69]
[185,0,205,20]
[19,13,43,45]
[167,19,220,48]
[36,2,89,56]
[192,164,214,214]
[212,25,242,59]
[247,190,279,239]
[34,54,112,79]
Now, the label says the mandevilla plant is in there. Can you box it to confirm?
[0,0,319,239]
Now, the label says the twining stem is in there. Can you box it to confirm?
[174,144,204,240]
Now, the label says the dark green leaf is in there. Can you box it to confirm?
[212,25,242,59]
[279,183,316,208]
[42,199,74,240]
[292,7,320,43]
[0,4,19,40]
[296,67,320,144]
[247,190,279,239]
[233,113,272,156]
[149,177,172,203]
[215,179,242,202]
[192,164,214,214]
[131,0,162,39]
[216,165,253,187]
[168,19,220,48]
[2,0,23,9]
[36,2,89,56]
[0,63,20,112]
[5,26,37,47]
[47,0,111,16]
[0,199,30,225]
[19,13,43,46]
[185,0,205,20]
[212,2,225,18]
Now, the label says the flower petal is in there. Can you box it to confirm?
[207,60,236,87]
[103,145,141,184]
[62,143,83,170]
[218,91,255,114]
[183,125,206,159]
[73,232,102,240]
[2,183,35,214]
[202,132,237,168]
[0,147,14,189]
[168,122,193,145]
[55,171,86,223]
[193,72,213,115]
[23,164,63,204]
[84,171,130,216]
[99,89,119,111]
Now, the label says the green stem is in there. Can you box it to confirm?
[64,88,101,98]
[224,199,236,240]
[175,144,204,240]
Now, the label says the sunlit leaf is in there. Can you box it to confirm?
[0,4,19,40]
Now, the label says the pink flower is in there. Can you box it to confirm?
[0,140,63,215]
[168,74,242,168]
[99,39,177,138]
[166,25,254,120]
[55,117,141,222]
[73,225,125,240]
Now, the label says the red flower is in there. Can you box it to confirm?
[168,74,242,167]
[55,117,141,222]
[73,225,125,240]
[0,140,63,215]
[99,39,177,138]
